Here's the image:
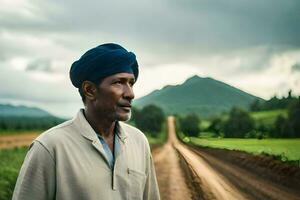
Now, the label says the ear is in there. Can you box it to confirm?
[82,81,98,101]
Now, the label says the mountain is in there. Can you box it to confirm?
[0,104,65,130]
[0,104,54,117]
[133,75,264,117]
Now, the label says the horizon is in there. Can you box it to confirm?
[1,74,297,118]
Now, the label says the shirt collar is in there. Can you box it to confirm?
[73,109,128,143]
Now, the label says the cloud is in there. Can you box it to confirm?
[292,63,300,72]
[1,0,300,116]
[26,58,53,72]
[1,0,300,61]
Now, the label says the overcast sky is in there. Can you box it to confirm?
[1,0,300,117]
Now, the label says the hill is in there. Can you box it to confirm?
[0,104,65,131]
[134,75,263,117]
[0,104,53,117]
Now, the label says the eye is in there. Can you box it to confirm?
[114,80,122,85]
[129,81,135,87]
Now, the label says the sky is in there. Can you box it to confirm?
[1,0,300,117]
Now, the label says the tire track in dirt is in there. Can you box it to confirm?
[152,118,192,200]
[168,116,247,200]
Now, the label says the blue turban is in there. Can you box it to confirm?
[70,43,139,88]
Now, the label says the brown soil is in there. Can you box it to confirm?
[0,133,38,149]
[176,148,206,200]
[191,146,300,191]
[155,116,300,200]
[188,145,300,200]
[153,144,192,200]
[152,117,193,200]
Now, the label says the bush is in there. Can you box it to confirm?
[134,105,165,136]
[288,98,300,137]
[224,107,255,138]
[206,117,223,136]
[179,114,200,137]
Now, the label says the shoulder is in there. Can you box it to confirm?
[34,119,77,151]
[119,122,147,140]
[119,122,150,148]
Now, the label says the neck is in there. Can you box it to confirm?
[83,108,115,138]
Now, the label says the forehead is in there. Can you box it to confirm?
[104,72,135,81]
[105,72,134,79]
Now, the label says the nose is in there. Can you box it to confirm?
[123,84,135,100]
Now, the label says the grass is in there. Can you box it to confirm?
[251,109,287,126]
[189,137,300,161]
[0,130,42,136]
[146,131,167,146]
[145,123,168,146]
[200,119,210,130]
[136,119,168,147]
[196,110,287,136]
[0,147,28,200]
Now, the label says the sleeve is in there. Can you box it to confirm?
[12,141,56,200]
[143,153,160,200]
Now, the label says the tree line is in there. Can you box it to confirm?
[250,90,297,111]
[0,116,65,131]
[0,105,166,135]
[177,96,300,139]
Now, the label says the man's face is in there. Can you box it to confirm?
[93,72,135,122]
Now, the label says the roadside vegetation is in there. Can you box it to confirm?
[0,116,65,134]
[190,138,300,162]
[131,104,167,146]
[0,147,28,200]
[176,91,300,165]
[0,130,41,136]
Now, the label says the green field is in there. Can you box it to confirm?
[251,109,287,126]
[146,133,167,146]
[0,148,28,200]
[0,130,42,136]
[189,137,300,161]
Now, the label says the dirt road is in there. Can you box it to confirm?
[152,116,300,200]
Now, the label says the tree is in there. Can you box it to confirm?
[134,105,165,136]
[249,99,262,111]
[207,117,223,136]
[129,107,140,124]
[224,107,255,138]
[288,98,300,137]
[273,115,286,137]
[179,114,200,137]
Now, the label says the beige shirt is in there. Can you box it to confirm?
[12,109,160,200]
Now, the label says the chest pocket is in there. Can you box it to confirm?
[128,168,147,199]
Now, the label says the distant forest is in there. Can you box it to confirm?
[0,116,65,131]
[249,90,297,111]
[177,90,300,139]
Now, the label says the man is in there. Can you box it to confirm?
[12,43,160,200]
